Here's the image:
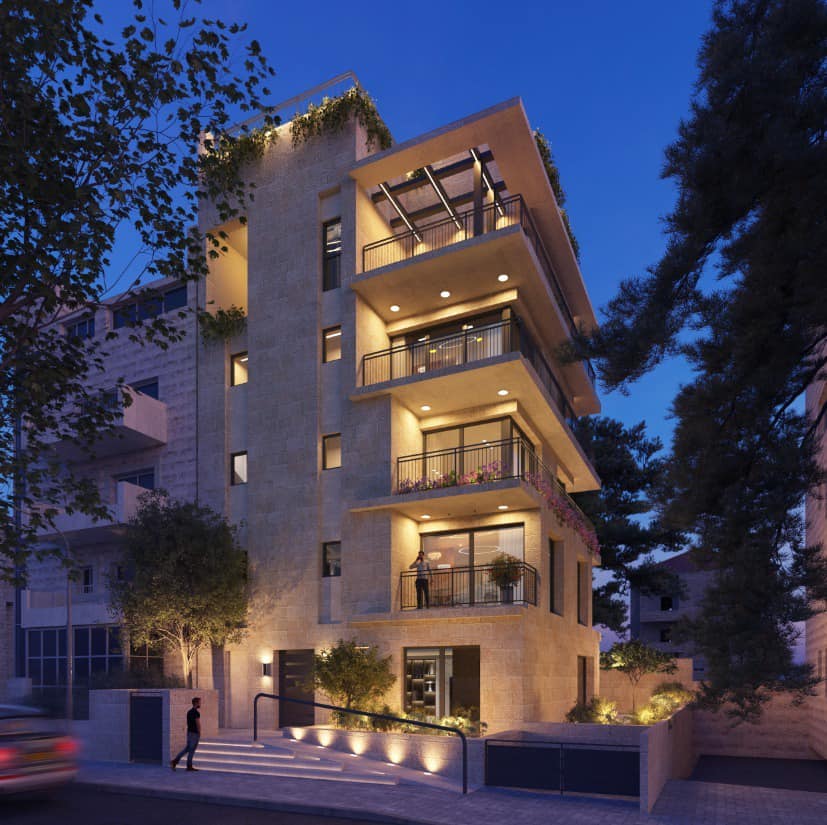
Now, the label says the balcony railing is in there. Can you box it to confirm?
[362,193,596,387]
[396,436,599,555]
[362,317,578,428]
[401,561,538,610]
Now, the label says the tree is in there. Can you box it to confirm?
[588,0,827,719]
[109,491,247,686]
[600,640,677,713]
[572,417,684,632]
[0,0,274,582]
[312,640,396,716]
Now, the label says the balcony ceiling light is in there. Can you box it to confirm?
[325,330,342,339]
[498,273,509,283]
[497,389,509,396]
[462,323,474,330]
[239,355,249,362]
[420,514,431,520]
[498,504,509,511]
[420,405,432,412]
[390,305,400,313]
[440,290,451,298]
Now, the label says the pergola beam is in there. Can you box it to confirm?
[378,182,421,241]
[387,182,507,229]
[423,165,462,229]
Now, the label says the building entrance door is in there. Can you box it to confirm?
[277,649,315,727]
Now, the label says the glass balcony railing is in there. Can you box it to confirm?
[362,193,596,387]
[400,561,538,610]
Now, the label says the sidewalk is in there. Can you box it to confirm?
[76,760,827,825]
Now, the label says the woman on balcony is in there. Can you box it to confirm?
[409,551,431,609]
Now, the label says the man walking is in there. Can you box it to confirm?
[171,697,201,771]
[409,550,431,609]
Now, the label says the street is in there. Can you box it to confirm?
[2,785,383,825]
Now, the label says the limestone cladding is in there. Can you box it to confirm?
[805,371,827,757]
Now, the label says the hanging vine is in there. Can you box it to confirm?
[290,86,393,151]
[534,130,580,261]
[200,123,279,192]
[198,305,247,342]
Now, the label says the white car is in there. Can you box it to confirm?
[0,705,78,795]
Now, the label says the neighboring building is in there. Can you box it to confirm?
[630,551,713,681]
[10,76,604,731]
[806,363,827,758]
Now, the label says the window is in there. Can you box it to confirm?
[27,625,122,690]
[404,646,479,718]
[322,327,342,363]
[577,656,588,705]
[81,567,94,594]
[129,639,164,673]
[322,434,341,469]
[231,352,249,386]
[132,378,159,399]
[113,285,187,328]
[322,542,341,577]
[67,316,95,340]
[660,596,674,612]
[577,561,589,626]
[660,627,672,644]
[322,218,342,291]
[117,469,155,489]
[231,452,248,485]
[549,539,563,615]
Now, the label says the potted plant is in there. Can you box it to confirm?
[489,553,523,603]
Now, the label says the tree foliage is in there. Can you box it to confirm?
[600,640,677,712]
[590,0,827,718]
[109,491,248,687]
[572,417,684,632]
[0,0,273,582]
[312,640,396,712]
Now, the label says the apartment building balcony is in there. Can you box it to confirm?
[46,386,167,461]
[354,318,599,492]
[37,481,145,546]
[400,561,538,610]
[20,586,111,629]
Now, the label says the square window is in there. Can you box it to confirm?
[67,316,95,340]
[322,542,341,577]
[113,304,137,329]
[231,352,249,386]
[322,434,341,470]
[133,379,159,399]
[231,452,248,485]
[163,285,187,312]
[322,328,342,363]
[660,596,674,612]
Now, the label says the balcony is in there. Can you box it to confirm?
[361,195,596,388]
[46,386,167,461]
[363,317,578,428]
[37,481,145,546]
[400,561,538,610]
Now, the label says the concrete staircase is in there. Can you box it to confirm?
[194,735,398,786]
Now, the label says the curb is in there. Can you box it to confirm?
[75,780,437,825]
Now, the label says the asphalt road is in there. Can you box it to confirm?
[2,785,383,825]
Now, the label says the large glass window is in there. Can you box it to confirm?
[322,219,342,291]
[231,352,249,386]
[67,316,95,340]
[27,625,123,690]
[113,285,187,329]
[322,434,341,469]
[117,469,155,489]
[231,452,248,485]
[403,646,480,718]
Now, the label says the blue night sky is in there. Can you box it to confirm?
[178,0,714,446]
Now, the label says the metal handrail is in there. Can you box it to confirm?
[253,692,468,793]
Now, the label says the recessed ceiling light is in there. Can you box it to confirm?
[420,405,431,412]
[440,290,451,298]
[498,505,509,511]
[497,389,509,396]
[420,514,431,520]
[498,273,509,282]
[390,305,400,313]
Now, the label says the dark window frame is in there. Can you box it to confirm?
[322,218,342,291]
[231,352,249,386]
[418,523,524,569]
[113,285,187,329]
[81,567,94,594]
[132,378,159,399]
[66,316,96,340]
[576,561,589,626]
[322,327,342,363]
[116,468,156,490]
[322,434,342,470]
[322,541,341,577]
[231,451,248,486]
[549,539,564,616]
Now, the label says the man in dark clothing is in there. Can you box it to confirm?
[171,697,201,771]
[409,550,431,609]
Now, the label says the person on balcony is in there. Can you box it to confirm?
[409,551,431,609]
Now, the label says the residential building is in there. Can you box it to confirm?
[9,75,603,732]
[630,551,713,681]
[806,361,827,758]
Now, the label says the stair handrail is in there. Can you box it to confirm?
[252,691,469,794]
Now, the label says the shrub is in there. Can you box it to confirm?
[565,696,618,724]
[634,681,695,724]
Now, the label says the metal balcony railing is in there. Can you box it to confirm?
[362,317,578,429]
[400,561,538,610]
[362,193,596,387]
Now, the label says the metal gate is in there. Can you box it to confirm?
[485,738,640,797]
[277,649,315,727]
[129,694,163,764]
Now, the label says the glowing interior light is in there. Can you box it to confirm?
[440,290,451,298]
[420,514,431,520]
[498,505,509,511]
[420,405,432,412]
[390,305,400,313]
[497,389,509,396]
[498,274,509,282]
[325,330,342,339]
